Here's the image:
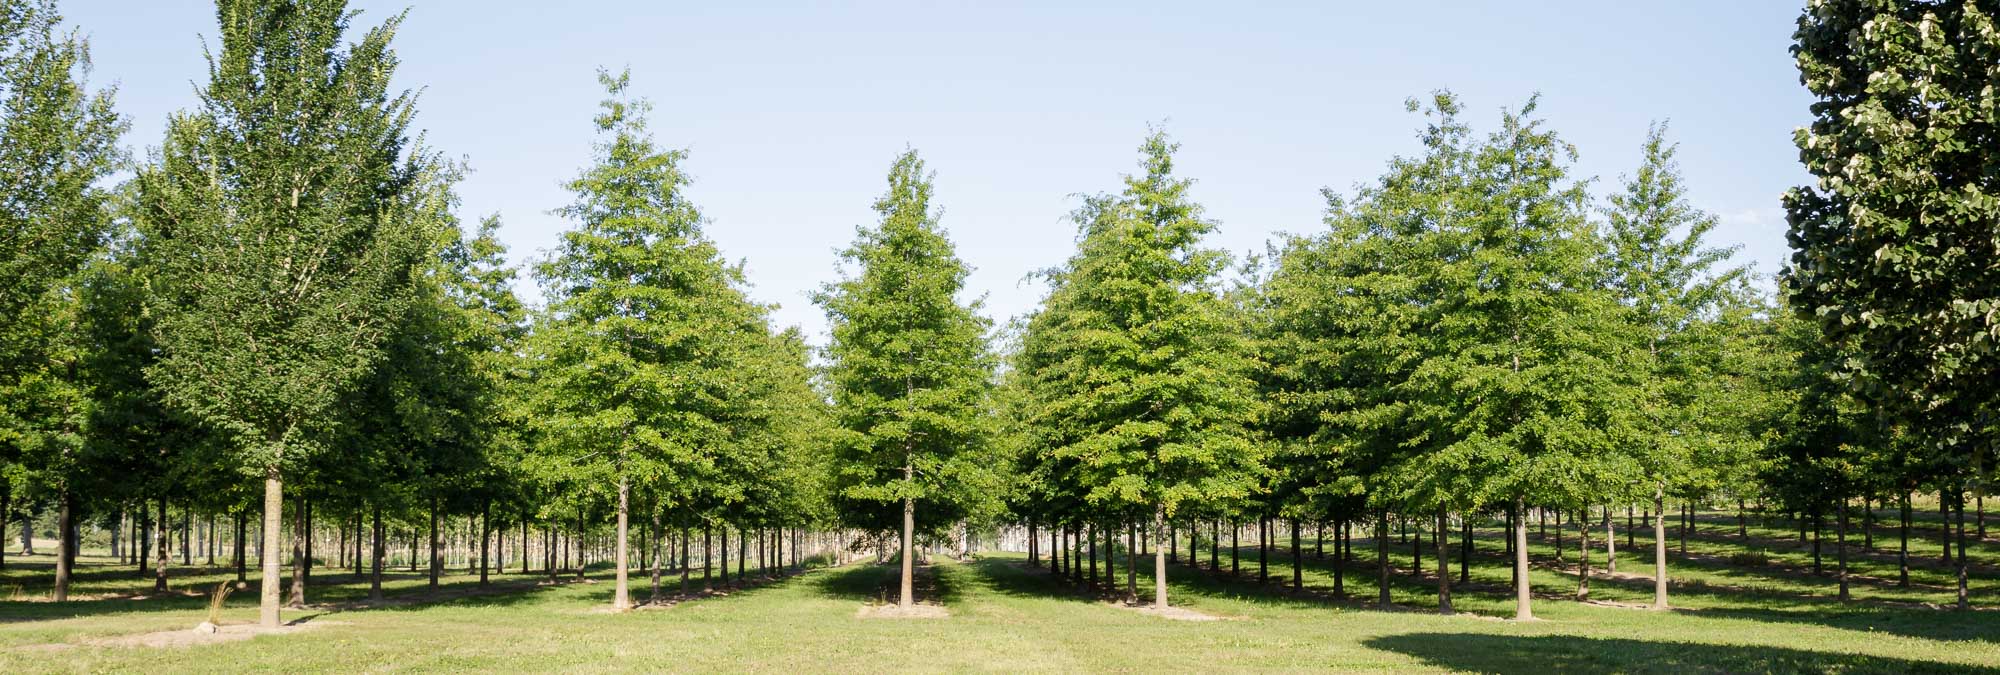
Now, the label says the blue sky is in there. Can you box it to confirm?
[66,1,1813,343]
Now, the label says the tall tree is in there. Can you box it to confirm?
[817,150,993,610]
[0,2,124,589]
[134,0,449,627]
[1785,0,2000,610]
[1602,124,1744,609]
[531,69,761,611]
[1019,132,1261,609]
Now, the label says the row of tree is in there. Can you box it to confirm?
[4,0,1993,628]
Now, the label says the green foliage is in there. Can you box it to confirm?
[528,68,767,524]
[135,0,449,473]
[1785,1,2000,416]
[1016,131,1262,526]
[817,149,995,536]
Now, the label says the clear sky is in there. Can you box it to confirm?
[66,1,1814,344]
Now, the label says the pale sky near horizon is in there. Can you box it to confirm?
[65,1,1814,345]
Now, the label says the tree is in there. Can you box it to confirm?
[1018,131,1261,609]
[133,0,449,627]
[530,69,762,611]
[1602,124,1745,609]
[817,150,994,610]
[0,2,124,593]
[1785,0,2000,609]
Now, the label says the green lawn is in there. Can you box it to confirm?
[3,509,2000,673]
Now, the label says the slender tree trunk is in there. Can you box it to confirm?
[1209,520,1219,570]
[899,463,915,609]
[1152,503,1168,608]
[679,525,691,596]
[259,470,284,628]
[156,495,170,593]
[1513,497,1532,620]
[1459,514,1471,585]
[649,507,663,603]
[1837,497,1850,601]
[1259,516,1270,584]
[1377,510,1391,608]
[1290,518,1303,592]
[1576,509,1592,601]
[480,500,492,588]
[1957,488,1970,610]
[428,498,440,589]
[613,474,630,611]
[1605,505,1617,574]
[370,505,384,602]
[1334,518,1346,598]
[1125,521,1137,604]
[235,509,247,583]
[1652,485,1669,610]
[1435,508,1451,614]
[53,494,71,602]
[1899,491,1911,588]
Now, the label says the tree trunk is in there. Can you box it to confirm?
[649,506,663,603]
[1899,491,1911,588]
[53,494,71,602]
[259,471,284,628]
[1291,518,1303,592]
[1576,508,1592,601]
[370,505,384,602]
[287,499,306,608]
[1152,503,1168,608]
[1259,517,1270,584]
[1605,505,1617,574]
[679,525,691,596]
[428,498,440,589]
[1837,497,1850,601]
[899,466,915,609]
[1125,521,1137,604]
[613,474,630,611]
[1513,497,1532,620]
[156,495,170,593]
[1377,510,1391,608]
[480,500,492,588]
[1435,508,1451,615]
[1459,514,1471,585]
[1333,518,1346,598]
[1652,485,1669,610]
[235,509,247,582]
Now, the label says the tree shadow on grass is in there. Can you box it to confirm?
[810,561,960,607]
[1365,632,1998,674]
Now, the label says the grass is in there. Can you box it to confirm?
[1,508,1998,672]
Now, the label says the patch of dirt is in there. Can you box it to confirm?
[1583,599,1660,610]
[1117,603,1233,622]
[856,603,950,619]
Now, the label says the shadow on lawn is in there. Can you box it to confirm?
[1366,632,1998,674]
[811,560,961,607]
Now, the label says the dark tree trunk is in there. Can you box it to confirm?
[1837,497,1850,601]
[1290,518,1303,592]
[428,498,440,589]
[1459,514,1472,585]
[235,509,247,582]
[155,495,170,593]
[370,505,385,602]
[479,500,491,588]
[1435,508,1451,615]
[1333,518,1346,598]
[1899,491,1911,588]
[1376,510,1391,608]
